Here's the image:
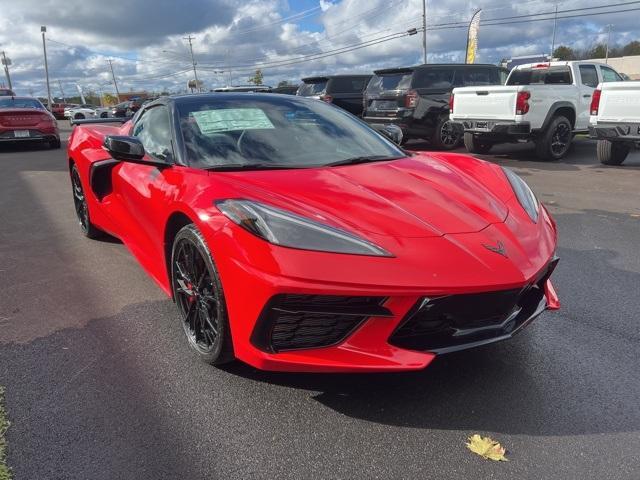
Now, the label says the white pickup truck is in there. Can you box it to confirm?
[450,61,624,160]
[589,81,640,165]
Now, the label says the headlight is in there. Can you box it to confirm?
[216,199,393,257]
[502,167,539,222]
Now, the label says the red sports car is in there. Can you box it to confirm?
[67,93,559,373]
[0,96,60,148]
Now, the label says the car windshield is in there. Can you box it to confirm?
[366,72,413,94]
[0,98,44,109]
[177,95,405,169]
[297,81,327,96]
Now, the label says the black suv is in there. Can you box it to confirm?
[297,74,372,116]
[363,64,508,148]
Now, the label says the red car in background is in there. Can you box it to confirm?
[0,96,60,148]
[50,103,68,120]
[67,93,559,373]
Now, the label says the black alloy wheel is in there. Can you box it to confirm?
[439,120,461,149]
[70,164,100,238]
[171,225,234,365]
[535,115,572,160]
[550,122,571,157]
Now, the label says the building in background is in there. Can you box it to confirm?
[585,55,640,79]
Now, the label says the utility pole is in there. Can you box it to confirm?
[1,51,12,91]
[605,24,613,64]
[550,3,558,60]
[41,26,53,111]
[107,59,120,100]
[421,0,427,64]
[57,80,66,103]
[184,35,200,92]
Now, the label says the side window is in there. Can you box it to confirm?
[462,68,494,86]
[579,65,599,88]
[133,106,173,162]
[601,66,622,82]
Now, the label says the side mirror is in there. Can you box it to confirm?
[371,123,404,145]
[103,135,168,167]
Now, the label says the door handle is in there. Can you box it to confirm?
[583,94,592,98]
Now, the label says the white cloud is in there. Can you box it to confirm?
[0,0,638,96]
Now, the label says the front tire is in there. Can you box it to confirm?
[431,116,462,150]
[100,112,108,118]
[171,225,234,365]
[463,132,493,154]
[74,113,85,120]
[597,139,630,165]
[70,164,102,238]
[535,115,572,160]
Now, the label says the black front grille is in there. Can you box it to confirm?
[389,259,558,353]
[252,295,391,352]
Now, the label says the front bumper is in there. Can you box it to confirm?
[216,244,559,373]
[589,124,640,143]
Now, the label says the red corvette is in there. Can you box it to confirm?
[67,93,559,373]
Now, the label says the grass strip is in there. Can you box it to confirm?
[0,386,11,480]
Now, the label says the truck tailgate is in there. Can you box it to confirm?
[599,81,640,123]
[451,86,519,120]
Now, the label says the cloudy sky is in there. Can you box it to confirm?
[0,0,638,97]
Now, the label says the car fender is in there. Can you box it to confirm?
[539,101,576,132]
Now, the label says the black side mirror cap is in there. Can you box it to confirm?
[103,135,145,161]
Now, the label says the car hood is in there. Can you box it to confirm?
[210,154,509,238]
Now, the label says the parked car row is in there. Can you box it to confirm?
[449,61,631,162]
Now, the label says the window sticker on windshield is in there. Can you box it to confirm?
[191,108,274,134]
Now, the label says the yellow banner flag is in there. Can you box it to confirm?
[465,9,482,64]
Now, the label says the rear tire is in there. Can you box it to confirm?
[49,137,61,149]
[100,112,108,118]
[535,115,572,160]
[171,224,235,366]
[463,132,493,154]
[431,116,462,150]
[597,139,630,165]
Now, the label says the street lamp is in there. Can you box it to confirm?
[41,26,53,111]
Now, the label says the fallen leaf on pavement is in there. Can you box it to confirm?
[466,434,508,461]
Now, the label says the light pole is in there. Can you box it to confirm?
[57,80,66,103]
[422,0,427,64]
[550,3,558,60]
[1,51,12,90]
[107,59,120,100]
[184,35,200,92]
[605,24,613,64]
[41,26,53,110]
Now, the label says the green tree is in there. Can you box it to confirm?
[248,69,264,85]
[553,45,575,61]
[102,93,118,106]
[623,40,640,56]
[589,44,607,59]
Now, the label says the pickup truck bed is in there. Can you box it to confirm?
[589,81,640,165]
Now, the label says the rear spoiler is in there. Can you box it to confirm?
[70,117,128,126]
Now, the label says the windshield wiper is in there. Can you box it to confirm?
[325,155,404,167]
[206,163,301,172]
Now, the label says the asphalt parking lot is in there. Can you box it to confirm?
[1,125,639,479]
